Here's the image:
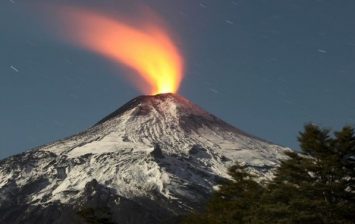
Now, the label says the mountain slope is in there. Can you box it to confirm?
[0,93,290,224]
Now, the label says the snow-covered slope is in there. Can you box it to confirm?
[0,93,290,224]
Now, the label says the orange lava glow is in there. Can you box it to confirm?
[56,7,184,95]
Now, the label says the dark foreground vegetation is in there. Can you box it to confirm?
[182,124,355,224]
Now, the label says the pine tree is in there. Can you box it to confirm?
[254,124,355,223]
[181,124,355,224]
[78,207,116,224]
[183,164,264,224]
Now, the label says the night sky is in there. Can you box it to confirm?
[1,0,355,159]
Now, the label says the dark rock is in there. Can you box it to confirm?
[150,144,164,159]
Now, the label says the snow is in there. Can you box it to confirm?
[66,133,152,158]
[0,93,291,211]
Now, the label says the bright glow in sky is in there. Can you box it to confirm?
[54,7,184,95]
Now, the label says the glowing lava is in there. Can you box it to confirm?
[55,7,184,95]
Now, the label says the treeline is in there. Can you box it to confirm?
[182,124,355,224]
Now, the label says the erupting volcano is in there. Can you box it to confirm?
[55,6,184,95]
[0,93,290,224]
[0,5,292,224]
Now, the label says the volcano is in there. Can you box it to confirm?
[0,93,289,224]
